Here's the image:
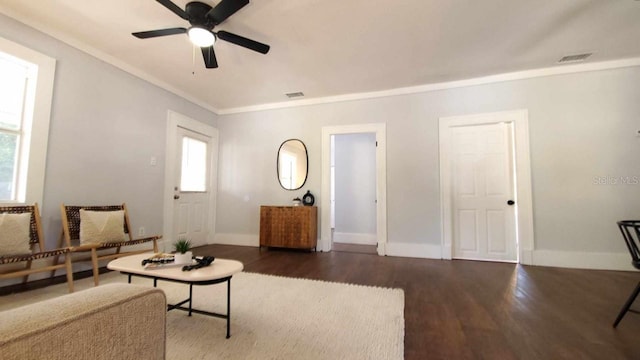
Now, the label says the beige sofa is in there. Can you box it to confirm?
[0,283,166,360]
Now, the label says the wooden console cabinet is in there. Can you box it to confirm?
[260,206,317,250]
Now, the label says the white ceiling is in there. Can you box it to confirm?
[1,0,640,113]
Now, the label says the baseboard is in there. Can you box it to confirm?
[212,233,259,247]
[519,249,533,265]
[385,242,442,259]
[333,232,377,245]
[531,250,635,271]
[206,234,634,271]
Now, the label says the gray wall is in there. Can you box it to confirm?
[334,133,376,236]
[0,14,217,250]
[216,65,640,267]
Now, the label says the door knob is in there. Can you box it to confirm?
[174,195,180,200]
[507,200,515,206]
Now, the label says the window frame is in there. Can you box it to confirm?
[0,36,55,206]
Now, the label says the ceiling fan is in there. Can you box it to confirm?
[132,0,270,68]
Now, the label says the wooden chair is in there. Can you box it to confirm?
[0,203,74,292]
[56,203,161,286]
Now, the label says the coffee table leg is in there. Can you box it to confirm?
[226,278,231,339]
[189,284,193,316]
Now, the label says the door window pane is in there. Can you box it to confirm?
[180,136,207,192]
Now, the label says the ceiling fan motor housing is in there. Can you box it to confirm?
[186,2,214,29]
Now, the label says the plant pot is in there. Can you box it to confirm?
[174,251,193,264]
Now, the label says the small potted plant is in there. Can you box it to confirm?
[173,238,193,264]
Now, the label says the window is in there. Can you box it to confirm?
[180,136,208,192]
[0,55,29,200]
[0,36,55,205]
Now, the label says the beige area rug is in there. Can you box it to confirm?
[0,271,405,359]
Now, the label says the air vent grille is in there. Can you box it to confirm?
[558,53,592,63]
[285,92,304,98]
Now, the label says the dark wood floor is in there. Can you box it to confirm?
[3,244,640,359]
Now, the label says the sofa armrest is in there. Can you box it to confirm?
[0,283,166,360]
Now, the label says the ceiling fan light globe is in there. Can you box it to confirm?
[188,27,215,47]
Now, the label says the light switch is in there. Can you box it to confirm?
[150,156,157,166]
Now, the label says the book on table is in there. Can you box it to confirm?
[142,253,185,270]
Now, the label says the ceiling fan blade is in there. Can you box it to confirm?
[201,46,219,68]
[156,0,189,20]
[206,0,249,25]
[132,28,187,39]
[217,30,270,54]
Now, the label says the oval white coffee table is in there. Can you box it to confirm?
[107,253,243,338]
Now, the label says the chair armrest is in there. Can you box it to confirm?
[133,235,163,242]
[69,235,162,251]
[100,235,162,249]
[69,243,103,252]
[0,248,70,265]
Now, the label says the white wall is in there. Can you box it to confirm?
[216,65,640,270]
[334,133,376,244]
[0,15,217,258]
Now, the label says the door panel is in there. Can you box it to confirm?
[458,210,478,251]
[177,203,189,234]
[192,202,204,232]
[452,122,517,262]
[487,210,507,253]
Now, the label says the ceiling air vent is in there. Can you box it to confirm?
[558,53,592,63]
[285,92,304,98]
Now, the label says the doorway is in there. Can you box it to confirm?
[321,123,387,254]
[439,110,534,264]
[163,111,219,250]
[331,133,377,255]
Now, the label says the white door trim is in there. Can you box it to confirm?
[439,109,534,264]
[321,123,387,255]
[163,110,219,250]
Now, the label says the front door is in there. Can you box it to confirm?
[172,126,213,247]
[451,122,517,262]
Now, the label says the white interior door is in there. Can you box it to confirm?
[173,127,212,247]
[451,122,517,262]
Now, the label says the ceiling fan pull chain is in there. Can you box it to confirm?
[192,44,196,75]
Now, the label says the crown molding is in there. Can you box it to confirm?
[219,57,640,115]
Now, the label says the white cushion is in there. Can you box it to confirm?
[0,213,32,256]
[79,210,126,244]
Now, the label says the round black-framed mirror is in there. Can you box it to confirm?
[277,139,308,190]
